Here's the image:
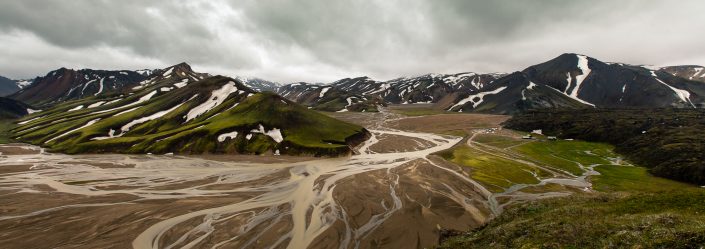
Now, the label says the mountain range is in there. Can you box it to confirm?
[0,76,32,97]
[3,52,705,156]
[276,73,506,112]
[4,53,704,114]
[451,53,705,113]
[11,63,369,156]
[276,53,705,114]
[9,68,150,107]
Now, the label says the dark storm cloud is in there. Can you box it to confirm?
[231,0,599,72]
[0,0,704,83]
[0,1,262,67]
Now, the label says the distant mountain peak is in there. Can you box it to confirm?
[172,62,192,70]
[47,67,72,76]
[233,76,280,92]
[164,62,194,75]
[557,52,589,58]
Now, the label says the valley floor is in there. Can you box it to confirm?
[0,108,702,249]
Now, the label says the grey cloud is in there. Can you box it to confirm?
[0,0,704,83]
[0,0,261,69]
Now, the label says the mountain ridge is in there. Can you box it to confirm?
[445,53,705,114]
[6,53,705,115]
[11,64,369,156]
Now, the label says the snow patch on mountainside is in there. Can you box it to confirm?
[115,107,141,116]
[443,73,475,85]
[556,55,596,107]
[650,71,695,107]
[367,83,390,95]
[266,129,283,143]
[250,124,283,143]
[571,55,592,99]
[337,97,356,112]
[81,79,97,94]
[692,67,704,79]
[449,86,508,110]
[527,82,537,90]
[18,116,43,125]
[68,105,84,111]
[184,82,239,122]
[46,118,101,143]
[470,76,481,89]
[119,102,186,136]
[521,82,538,100]
[546,85,595,107]
[26,108,41,114]
[174,79,189,88]
[641,65,662,71]
[138,91,158,102]
[217,131,239,142]
[135,69,154,76]
[162,68,173,77]
[15,80,33,88]
[94,78,105,96]
[93,90,157,114]
[319,87,331,98]
[620,84,627,102]
[88,101,106,108]
[104,98,122,105]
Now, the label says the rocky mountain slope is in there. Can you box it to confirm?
[274,53,704,114]
[9,68,149,107]
[378,73,504,104]
[661,65,705,83]
[447,54,705,114]
[8,53,704,115]
[235,76,280,92]
[12,64,368,156]
[277,73,505,112]
[277,80,384,112]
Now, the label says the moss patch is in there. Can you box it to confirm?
[0,119,16,144]
[592,165,692,193]
[513,140,616,176]
[440,191,705,249]
[440,145,543,193]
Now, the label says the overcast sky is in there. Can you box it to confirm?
[1,0,704,83]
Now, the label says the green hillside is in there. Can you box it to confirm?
[437,110,704,248]
[12,76,368,156]
[504,108,705,185]
[440,190,705,249]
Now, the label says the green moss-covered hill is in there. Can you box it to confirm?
[12,75,369,156]
[503,108,705,185]
[440,190,705,249]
